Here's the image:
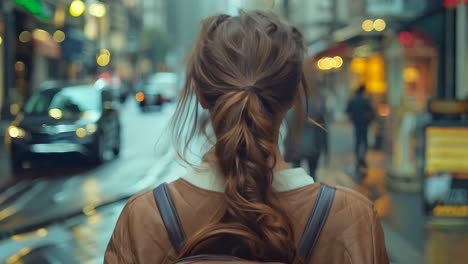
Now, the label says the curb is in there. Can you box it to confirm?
[385,173,422,193]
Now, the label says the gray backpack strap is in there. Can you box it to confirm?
[153,183,186,252]
[297,184,336,262]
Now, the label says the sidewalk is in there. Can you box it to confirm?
[312,120,425,264]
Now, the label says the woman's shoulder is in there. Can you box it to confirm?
[333,185,374,211]
[121,178,223,223]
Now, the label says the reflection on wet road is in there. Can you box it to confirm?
[0,101,174,236]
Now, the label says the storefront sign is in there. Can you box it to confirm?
[16,0,51,21]
[424,125,468,217]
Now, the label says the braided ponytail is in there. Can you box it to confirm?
[171,10,307,262]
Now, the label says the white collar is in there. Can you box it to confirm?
[181,163,314,192]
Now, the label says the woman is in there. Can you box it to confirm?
[105,10,388,263]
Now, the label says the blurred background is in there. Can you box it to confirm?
[0,0,467,263]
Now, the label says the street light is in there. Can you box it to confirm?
[373,19,386,32]
[53,30,66,43]
[19,31,32,43]
[89,2,107,18]
[362,19,374,32]
[69,0,86,17]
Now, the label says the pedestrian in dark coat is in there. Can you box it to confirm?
[346,85,375,169]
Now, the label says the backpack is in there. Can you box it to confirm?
[153,183,335,263]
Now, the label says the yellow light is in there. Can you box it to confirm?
[15,61,25,71]
[362,19,374,32]
[333,56,343,68]
[54,7,66,27]
[323,57,333,70]
[403,67,420,82]
[135,92,145,102]
[69,0,86,17]
[76,128,87,138]
[8,126,26,139]
[36,228,48,237]
[0,36,2,45]
[317,57,333,70]
[97,54,110,67]
[32,29,50,41]
[48,108,63,119]
[350,57,367,74]
[53,30,66,43]
[373,19,386,32]
[100,48,110,56]
[86,123,97,134]
[19,247,31,256]
[6,247,31,264]
[330,57,337,68]
[89,2,107,18]
[0,207,16,221]
[19,31,31,43]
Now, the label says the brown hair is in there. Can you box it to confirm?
[171,10,307,263]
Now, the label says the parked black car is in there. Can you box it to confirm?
[5,84,121,171]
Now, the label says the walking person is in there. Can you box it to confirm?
[105,11,388,264]
[284,94,327,181]
[346,85,376,170]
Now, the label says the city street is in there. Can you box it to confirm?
[0,0,467,263]
[0,100,176,240]
[0,101,467,263]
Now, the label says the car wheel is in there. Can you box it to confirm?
[113,127,121,156]
[11,158,23,172]
[94,131,114,163]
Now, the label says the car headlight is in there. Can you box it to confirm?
[75,123,97,138]
[86,123,97,134]
[8,126,27,139]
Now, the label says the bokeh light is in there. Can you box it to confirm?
[89,2,107,18]
[15,61,25,71]
[374,19,386,32]
[76,128,87,138]
[69,0,86,17]
[362,19,374,32]
[53,30,66,43]
[19,31,32,43]
[48,108,63,119]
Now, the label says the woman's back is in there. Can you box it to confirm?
[105,168,388,263]
[105,10,388,263]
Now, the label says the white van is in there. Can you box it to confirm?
[148,72,179,101]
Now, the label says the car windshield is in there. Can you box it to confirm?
[24,86,101,117]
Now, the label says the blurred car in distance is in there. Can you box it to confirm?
[4,84,121,172]
[135,72,178,112]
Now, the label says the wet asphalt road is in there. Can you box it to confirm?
[0,100,175,238]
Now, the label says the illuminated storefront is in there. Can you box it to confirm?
[384,30,438,191]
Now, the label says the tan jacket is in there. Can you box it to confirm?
[105,167,389,263]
